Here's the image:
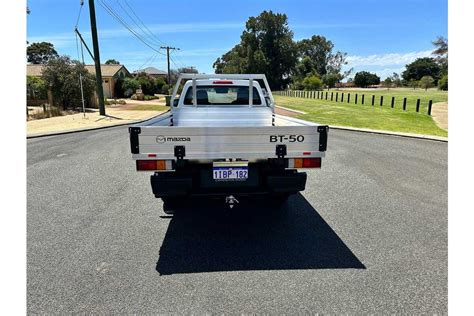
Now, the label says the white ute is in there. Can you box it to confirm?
[129,74,328,210]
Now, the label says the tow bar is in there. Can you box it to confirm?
[225,195,239,208]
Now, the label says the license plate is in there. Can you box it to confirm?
[213,167,248,181]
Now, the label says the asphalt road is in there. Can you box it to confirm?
[27,126,447,313]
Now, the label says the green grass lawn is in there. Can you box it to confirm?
[274,88,448,137]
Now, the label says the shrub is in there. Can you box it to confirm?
[154,77,166,92]
[438,74,448,91]
[123,77,140,97]
[30,105,63,120]
[144,95,159,100]
[419,75,435,90]
[134,72,163,95]
[302,75,323,90]
[290,81,304,90]
[105,99,127,106]
[161,84,170,94]
[27,76,48,99]
[42,56,96,110]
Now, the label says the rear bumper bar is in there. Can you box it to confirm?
[150,169,307,198]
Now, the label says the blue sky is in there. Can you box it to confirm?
[27,0,447,79]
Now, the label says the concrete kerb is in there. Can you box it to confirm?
[329,125,448,142]
[26,112,166,139]
[275,105,306,114]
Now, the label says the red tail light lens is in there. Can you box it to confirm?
[137,160,157,170]
[302,157,321,168]
[136,160,168,171]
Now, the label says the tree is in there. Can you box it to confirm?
[42,55,95,109]
[432,36,448,75]
[134,72,160,95]
[390,72,402,87]
[302,75,323,90]
[382,77,393,89]
[408,79,419,90]
[402,57,441,83]
[178,67,198,74]
[326,51,351,81]
[213,10,297,90]
[353,71,380,88]
[296,35,333,77]
[160,84,170,94]
[105,59,120,65]
[27,76,48,99]
[27,42,58,64]
[122,78,140,97]
[322,73,340,89]
[419,75,434,90]
[294,56,315,82]
[294,36,350,84]
[154,77,166,91]
[438,74,448,91]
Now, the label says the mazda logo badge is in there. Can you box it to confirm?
[156,136,166,144]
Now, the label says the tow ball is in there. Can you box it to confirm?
[225,195,239,208]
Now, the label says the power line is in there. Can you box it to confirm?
[75,31,87,117]
[120,0,168,47]
[136,53,159,72]
[75,0,84,28]
[169,55,181,70]
[170,54,187,70]
[98,0,166,56]
[137,54,156,71]
[171,50,188,69]
[115,0,164,48]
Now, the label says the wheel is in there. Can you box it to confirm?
[271,193,291,206]
[162,197,181,215]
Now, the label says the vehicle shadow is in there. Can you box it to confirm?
[156,193,365,275]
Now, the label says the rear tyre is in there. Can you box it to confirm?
[272,193,290,205]
[162,197,181,215]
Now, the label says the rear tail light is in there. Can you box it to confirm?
[294,158,303,168]
[136,160,172,171]
[302,157,321,168]
[289,157,321,169]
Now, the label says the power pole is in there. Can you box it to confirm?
[160,46,179,84]
[88,0,106,116]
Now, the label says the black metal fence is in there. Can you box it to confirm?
[274,90,434,116]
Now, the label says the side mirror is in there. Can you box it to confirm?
[173,99,179,107]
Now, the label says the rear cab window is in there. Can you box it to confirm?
[182,85,264,106]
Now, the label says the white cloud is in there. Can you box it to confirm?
[372,67,405,80]
[347,50,432,67]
